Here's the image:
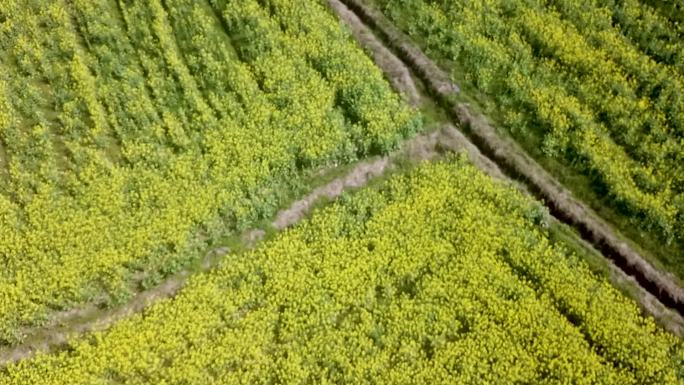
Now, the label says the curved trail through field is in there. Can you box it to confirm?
[330,0,684,326]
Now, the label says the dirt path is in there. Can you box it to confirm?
[330,0,684,331]
[327,0,421,106]
[0,120,500,366]
[0,245,227,366]
[273,121,510,231]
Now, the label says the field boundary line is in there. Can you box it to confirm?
[335,0,684,315]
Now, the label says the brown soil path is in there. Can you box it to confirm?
[272,124,507,231]
[330,0,684,331]
[0,246,226,366]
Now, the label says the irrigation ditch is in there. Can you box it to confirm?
[329,0,684,329]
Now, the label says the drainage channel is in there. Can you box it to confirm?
[331,0,684,319]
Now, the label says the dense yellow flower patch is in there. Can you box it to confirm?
[0,0,419,342]
[3,159,681,384]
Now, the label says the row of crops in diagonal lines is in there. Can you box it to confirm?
[372,0,684,277]
[1,159,682,384]
[0,0,420,344]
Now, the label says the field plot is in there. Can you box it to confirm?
[2,159,682,384]
[0,0,419,343]
[372,0,684,277]
[2,0,683,382]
